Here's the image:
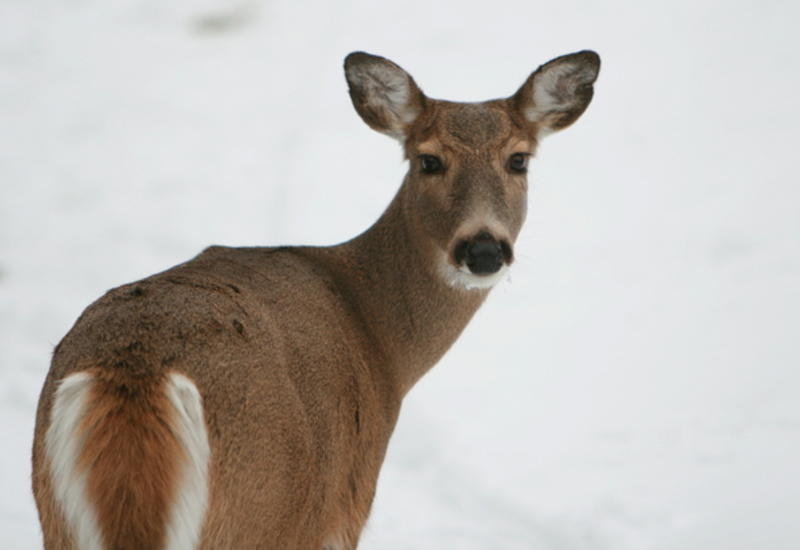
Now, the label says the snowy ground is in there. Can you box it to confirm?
[2,0,799,548]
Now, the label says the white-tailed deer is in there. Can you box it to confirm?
[32,50,599,549]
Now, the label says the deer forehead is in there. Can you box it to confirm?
[444,104,505,147]
[414,102,522,154]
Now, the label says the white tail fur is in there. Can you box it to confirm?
[45,372,105,550]
[163,373,211,550]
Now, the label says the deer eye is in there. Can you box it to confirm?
[507,153,529,174]
[419,154,444,175]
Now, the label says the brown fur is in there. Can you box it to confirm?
[78,369,183,550]
[32,50,599,549]
[29,460,72,550]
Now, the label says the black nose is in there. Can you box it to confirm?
[454,232,513,275]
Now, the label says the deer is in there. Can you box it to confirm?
[31,49,600,549]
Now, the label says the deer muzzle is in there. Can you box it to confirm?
[453,231,513,275]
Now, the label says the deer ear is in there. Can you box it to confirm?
[344,52,426,141]
[512,50,600,138]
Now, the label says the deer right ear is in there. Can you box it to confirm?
[344,52,426,141]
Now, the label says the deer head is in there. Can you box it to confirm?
[345,51,600,291]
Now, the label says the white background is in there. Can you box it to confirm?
[1,0,798,548]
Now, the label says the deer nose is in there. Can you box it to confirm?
[454,232,513,275]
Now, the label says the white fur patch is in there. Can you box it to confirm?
[438,253,510,290]
[45,371,106,550]
[525,64,576,121]
[163,372,210,550]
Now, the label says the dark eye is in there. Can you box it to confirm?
[507,153,529,174]
[419,154,444,174]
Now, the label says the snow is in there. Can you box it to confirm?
[2,0,799,548]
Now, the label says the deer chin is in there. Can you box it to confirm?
[437,253,510,291]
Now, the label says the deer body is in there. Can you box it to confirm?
[32,51,599,549]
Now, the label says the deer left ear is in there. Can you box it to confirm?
[512,50,600,138]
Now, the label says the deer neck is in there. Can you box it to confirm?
[319,178,489,397]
